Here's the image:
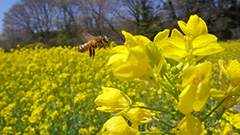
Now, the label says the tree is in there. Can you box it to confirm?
[121,0,163,39]
[3,0,59,46]
[54,0,81,35]
[1,0,240,50]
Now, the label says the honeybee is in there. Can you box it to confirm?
[78,33,109,57]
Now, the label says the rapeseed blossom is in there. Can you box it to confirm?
[178,14,208,39]
[179,61,212,114]
[224,112,240,129]
[100,116,140,135]
[94,87,132,114]
[162,14,224,61]
[108,31,155,82]
[124,102,154,128]
[176,114,203,135]
[219,59,240,94]
[210,59,240,111]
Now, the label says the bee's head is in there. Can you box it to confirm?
[101,35,109,45]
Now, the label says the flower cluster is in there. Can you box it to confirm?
[94,14,240,134]
[0,44,139,134]
[95,87,155,134]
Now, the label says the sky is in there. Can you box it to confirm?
[0,0,20,34]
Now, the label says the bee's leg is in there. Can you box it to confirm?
[104,44,109,49]
[93,49,95,57]
[89,46,92,57]
[103,44,107,49]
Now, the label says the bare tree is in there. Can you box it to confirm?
[3,0,59,44]
[23,0,59,42]
[77,0,125,42]
[54,0,81,35]
[2,0,240,49]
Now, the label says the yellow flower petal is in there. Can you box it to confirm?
[111,45,129,54]
[182,66,199,88]
[153,29,170,48]
[178,14,208,39]
[179,61,212,114]
[192,34,216,47]
[135,35,151,46]
[166,36,186,50]
[101,116,140,135]
[162,36,188,60]
[110,45,154,81]
[113,62,145,81]
[210,88,226,98]
[122,30,138,48]
[179,85,198,114]
[192,34,224,56]
[154,29,170,42]
[124,102,154,127]
[178,114,203,135]
[227,60,240,87]
[108,54,127,66]
[127,46,147,65]
[171,28,184,38]
[193,79,210,111]
[162,45,188,60]
[94,87,132,113]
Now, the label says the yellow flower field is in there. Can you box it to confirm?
[0,41,239,134]
[1,15,240,134]
[0,45,137,134]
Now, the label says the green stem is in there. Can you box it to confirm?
[201,94,230,122]
[131,105,174,114]
[154,57,165,75]
[209,107,226,133]
[153,116,175,129]
[158,80,179,101]
[163,73,179,97]
[163,73,177,89]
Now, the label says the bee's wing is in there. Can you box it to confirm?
[81,32,94,41]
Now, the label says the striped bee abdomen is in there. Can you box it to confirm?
[78,42,90,52]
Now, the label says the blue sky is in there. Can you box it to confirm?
[0,0,20,34]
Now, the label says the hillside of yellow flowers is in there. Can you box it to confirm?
[0,44,148,134]
[1,15,240,135]
[0,41,239,134]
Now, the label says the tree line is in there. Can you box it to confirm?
[1,0,240,50]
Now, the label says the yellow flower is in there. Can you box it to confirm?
[100,116,140,135]
[210,60,240,110]
[78,128,89,135]
[179,61,212,114]
[108,31,154,81]
[176,114,203,135]
[122,30,150,48]
[162,15,224,61]
[94,87,132,114]
[219,59,240,91]
[124,102,154,128]
[178,14,208,39]
[153,29,170,49]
